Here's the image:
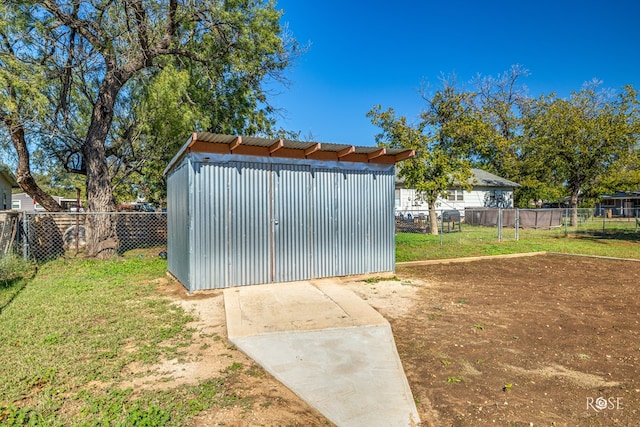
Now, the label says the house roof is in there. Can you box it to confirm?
[469,169,521,188]
[601,191,640,200]
[164,132,415,175]
[395,168,521,188]
[0,165,19,188]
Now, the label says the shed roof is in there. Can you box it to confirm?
[164,132,415,176]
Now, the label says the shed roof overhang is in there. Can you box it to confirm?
[163,132,415,176]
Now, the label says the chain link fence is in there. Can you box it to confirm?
[16,212,167,262]
[2,207,637,262]
[396,207,640,243]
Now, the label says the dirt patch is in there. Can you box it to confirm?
[136,279,332,426]
[134,254,639,426]
[391,254,640,426]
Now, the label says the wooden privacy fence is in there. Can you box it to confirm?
[0,211,20,257]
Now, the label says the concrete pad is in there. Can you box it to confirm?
[224,281,420,427]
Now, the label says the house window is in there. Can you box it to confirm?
[601,199,615,207]
[447,190,464,202]
[12,200,20,210]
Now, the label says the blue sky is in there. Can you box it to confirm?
[271,0,640,146]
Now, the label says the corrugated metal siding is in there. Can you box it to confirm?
[272,164,311,282]
[310,168,338,278]
[311,167,395,278]
[190,162,231,291]
[167,161,191,288]
[374,169,397,272]
[169,154,396,290]
[228,161,271,287]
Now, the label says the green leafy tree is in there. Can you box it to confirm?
[368,83,479,234]
[1,0,298,257]
[0,4,65,211]
[469,65,559,207]
[471,65,529,178]
[522,81,640,224]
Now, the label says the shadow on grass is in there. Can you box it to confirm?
[569,230,640,243]
[0,278,30,315]
[0,260,37,315]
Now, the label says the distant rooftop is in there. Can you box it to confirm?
[0,165,19,187]
[469,169,521,188]
[395,168,520,188]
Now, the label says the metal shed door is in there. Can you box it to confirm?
[271,164,311,282]
[228,162,272,286]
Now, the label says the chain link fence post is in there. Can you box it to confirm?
[22,212,28,261]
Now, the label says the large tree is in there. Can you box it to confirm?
[1,0,297,257]
[368,82,480,234]
[522,81,640,225]
[469,65,561,207]
[0,3,65,211]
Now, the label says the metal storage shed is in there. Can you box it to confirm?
[163,132,414,292]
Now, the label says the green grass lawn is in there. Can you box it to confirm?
[1,226,638,425]
[0,251,241,426]
[396,223,640,262]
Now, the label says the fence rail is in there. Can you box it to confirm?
[12,212,167,262]
[1,208,638,262]
[396,207,640,241]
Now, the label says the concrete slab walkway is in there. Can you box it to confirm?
[224,280,420,427]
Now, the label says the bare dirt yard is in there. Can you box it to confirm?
[151,253,639,426]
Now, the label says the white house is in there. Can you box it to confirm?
[595,191,640,217]
[395,168,521,215]
[0,166,19,211]
[11,192,80,212]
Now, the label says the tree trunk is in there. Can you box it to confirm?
[570,190,579,227]
[428,199,439,236]
[5,117,63,212]
[82,75,120,258]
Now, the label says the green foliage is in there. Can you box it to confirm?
[471,65,529,183]
[522,82,640,223]
[1,0,300,210]
[0,254,35,310]
[0,404,61,426]
[363,276,400,283]
[0,253,33,285]
[368,81,480,233]
[381,66,640,211]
